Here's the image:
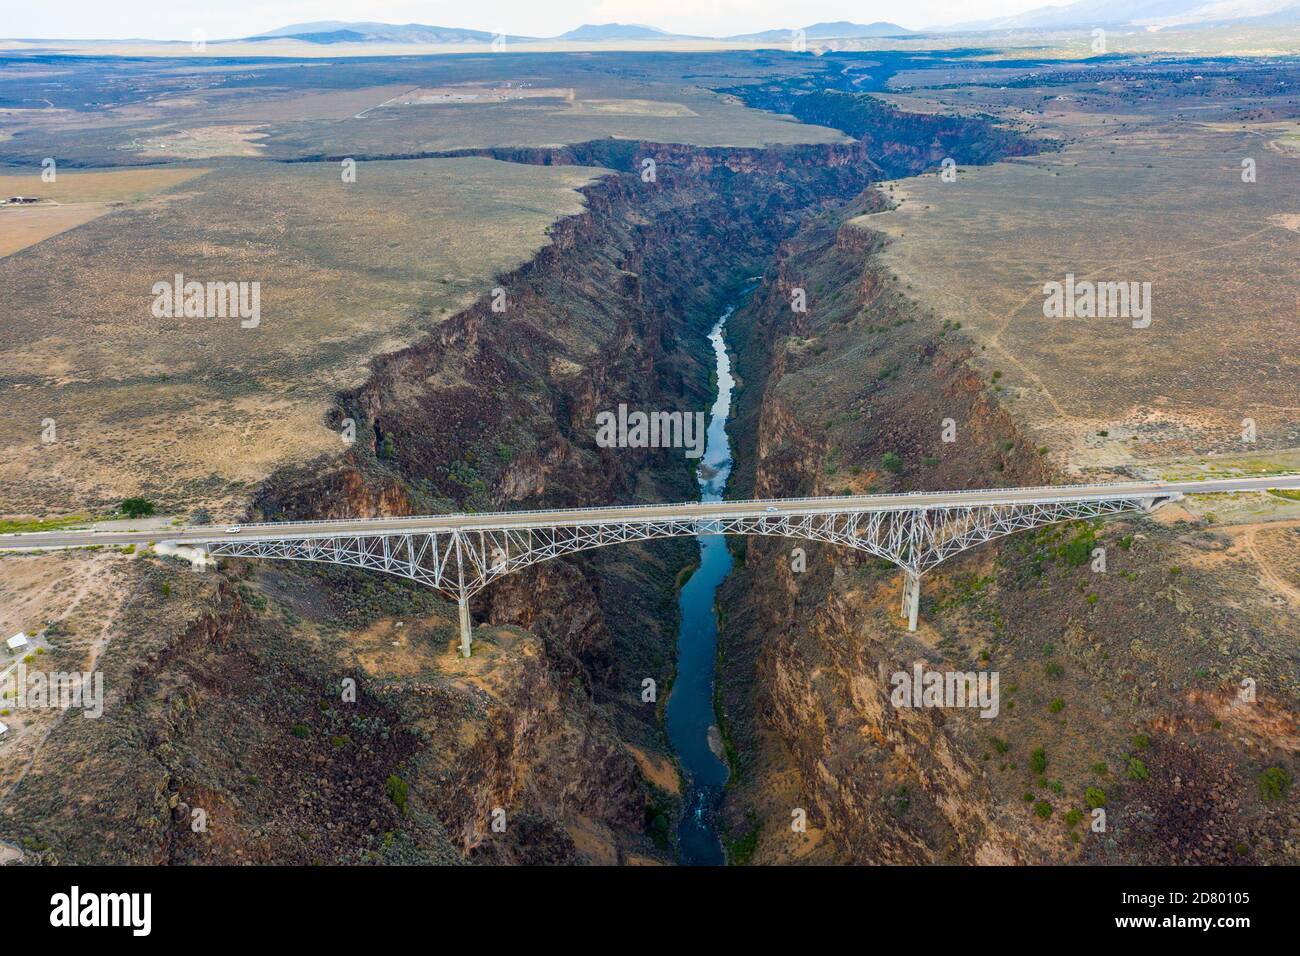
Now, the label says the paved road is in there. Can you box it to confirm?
[2,475,1298,551]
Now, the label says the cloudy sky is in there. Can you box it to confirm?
[8,0,1066,40]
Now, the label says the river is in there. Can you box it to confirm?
[665,300,740,866]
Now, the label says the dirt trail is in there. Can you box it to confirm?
[1237,520,1300,605]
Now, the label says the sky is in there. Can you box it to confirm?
[6,0,1068,41]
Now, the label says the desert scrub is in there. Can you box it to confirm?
[1257,766,1292,802]
[385,774,409,814]
[1030,747,1047,774]
[727,824,761,865]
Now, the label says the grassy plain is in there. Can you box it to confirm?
[0,157,606,518]
[0,52,846,169]
[866,78,1299,479]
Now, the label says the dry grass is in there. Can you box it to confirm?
[865,100,1299,479]
[0,157,606,519]
[0,550,135,799]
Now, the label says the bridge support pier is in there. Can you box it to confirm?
[457,594,473,658]
[900,572,921,632]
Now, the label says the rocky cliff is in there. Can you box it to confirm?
[716,206,1300,865]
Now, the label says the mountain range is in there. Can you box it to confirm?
[943,0,1300,31]
[249,20,916,45]
[249,6,1300,45]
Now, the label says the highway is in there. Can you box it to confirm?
[2,474,1298,551]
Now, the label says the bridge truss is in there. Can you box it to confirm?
[202,491,1172,655]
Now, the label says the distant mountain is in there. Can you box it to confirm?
[556,23,689,40]
[943,0,1300,31]
[729,21,914,41]
[252,22,501,43]
[250,19,916,46]
[803,21,915,37]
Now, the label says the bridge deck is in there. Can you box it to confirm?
[2,475,1297,550]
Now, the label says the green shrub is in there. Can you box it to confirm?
[1126,758,1150,781]
[291,723,310,739]
[1060,529,1096,567]
[121,497,155,518]
[1257,766,1292,802]
[1030,747,1047,774]
[1033,800,1053,820]
[1131,733,1150,750]
[1048,698,1065,714]
[882,452,904,474]
[1086,787,1107,808]
[1064,808,1084,827]
[385,774,409,814]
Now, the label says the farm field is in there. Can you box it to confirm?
[0,166,210,255]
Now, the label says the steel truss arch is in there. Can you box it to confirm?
[202,493,1166,654]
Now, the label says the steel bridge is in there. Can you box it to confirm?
[4,476,1297,655]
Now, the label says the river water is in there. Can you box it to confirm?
[665,302,738,866]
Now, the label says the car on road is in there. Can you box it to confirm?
[226,526,242,533]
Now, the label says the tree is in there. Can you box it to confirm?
[881,451,904,474]
[121,498,155,519]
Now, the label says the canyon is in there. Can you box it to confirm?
[2,51,1296,866]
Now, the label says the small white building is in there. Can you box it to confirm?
[7,633,28,652]
[0,722,8,736]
